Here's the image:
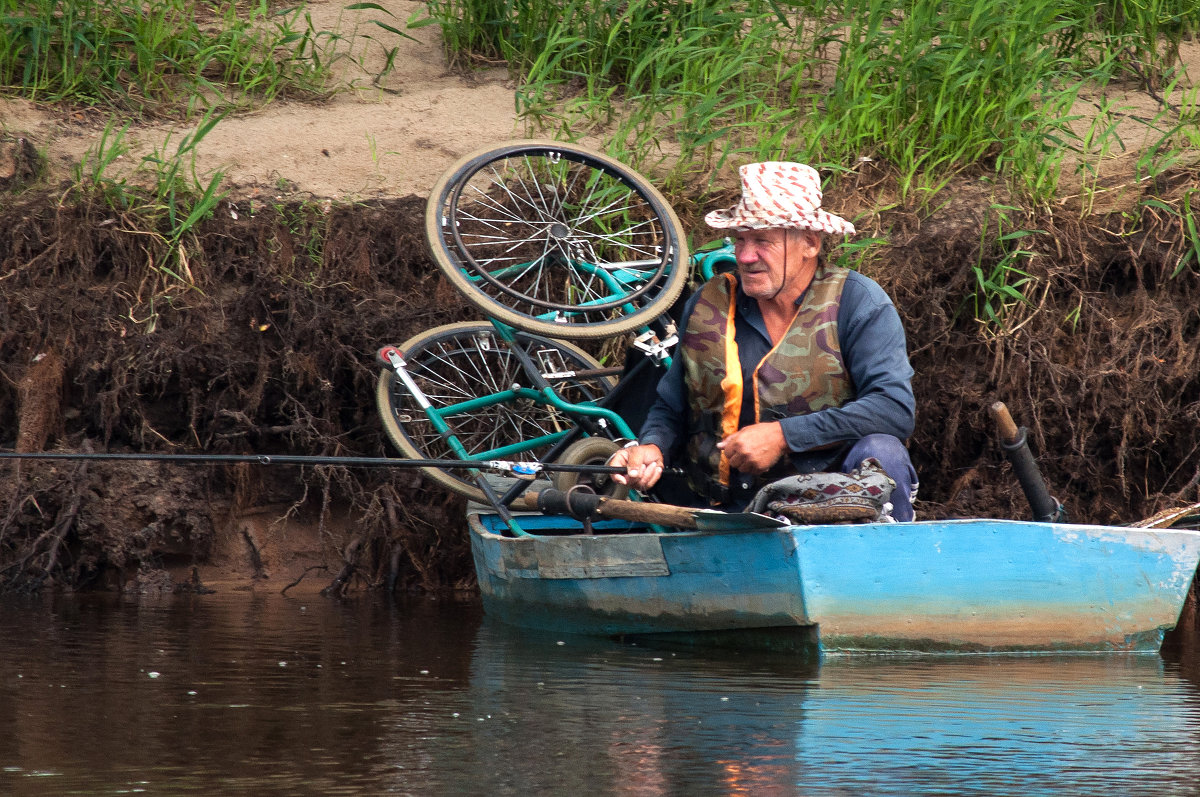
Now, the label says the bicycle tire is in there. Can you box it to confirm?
[376,322,617,502]
[426,139,689,339]
[549,436,630,500]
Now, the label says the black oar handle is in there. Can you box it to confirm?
[989,402,1066,523]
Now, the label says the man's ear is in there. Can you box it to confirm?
[793,229,823,258]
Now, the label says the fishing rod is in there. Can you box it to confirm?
[0,450,631,477]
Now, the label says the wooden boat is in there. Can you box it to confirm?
[467,507,1200,654]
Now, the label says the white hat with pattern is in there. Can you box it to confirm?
[705,161,855,235]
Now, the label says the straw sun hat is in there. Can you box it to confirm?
[704,162,855,236]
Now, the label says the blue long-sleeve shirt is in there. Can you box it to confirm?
[639,269,915,475]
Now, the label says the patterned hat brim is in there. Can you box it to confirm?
[705,205,856,235]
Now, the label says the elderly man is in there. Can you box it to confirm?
[610,161,918,521]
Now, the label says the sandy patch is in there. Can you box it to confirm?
[0,0,523,201]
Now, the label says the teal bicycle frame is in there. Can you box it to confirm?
[459,240,735,328]
[421,319,639,456]
[384,241,735,533]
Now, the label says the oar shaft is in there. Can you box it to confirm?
[586,497,700,528]
[517,489,700,529]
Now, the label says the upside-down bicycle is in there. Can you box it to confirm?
[375,140,733,507]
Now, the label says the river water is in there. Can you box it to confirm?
[2,592,1199,796]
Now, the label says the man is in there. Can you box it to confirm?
[610,161,918,521]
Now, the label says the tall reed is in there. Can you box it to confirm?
[424,0,1198,208]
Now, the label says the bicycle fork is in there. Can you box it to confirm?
[377,345,529,537]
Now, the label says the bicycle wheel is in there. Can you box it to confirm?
[426,140,689,339]
[376,322,618,503]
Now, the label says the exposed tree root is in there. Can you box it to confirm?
[282,564,331,596]
[15,348,63,453]
[321,536,363,598]
[0,453,88,591]
[242,525,267,580]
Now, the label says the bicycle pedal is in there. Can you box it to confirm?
[376,345,405,368]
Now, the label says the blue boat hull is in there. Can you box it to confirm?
[468,513,1200,653]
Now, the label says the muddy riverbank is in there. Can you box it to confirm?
[2,164,1198,605]
[0,192,477,594]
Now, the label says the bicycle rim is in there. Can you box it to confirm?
[426,140,689,339]
[376,322,617,502]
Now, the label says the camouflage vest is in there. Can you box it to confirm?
[681,267,853,501]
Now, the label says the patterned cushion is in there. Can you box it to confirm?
[746,458,896,524]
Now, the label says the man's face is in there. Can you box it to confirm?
[732,228,820,300]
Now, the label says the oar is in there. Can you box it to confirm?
[0,450,626,477]
[516,488,787,532]
[989,402,1066,523]
[1129,501,1200,529]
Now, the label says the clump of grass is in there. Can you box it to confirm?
[460,0,806,190]
[73,118,133,207]
[805,0,1104,203]
[1144,189,1200,278]
[967,205,1041,334]
[1174,188,1200,277]
[1068,0,1199,81]
[72,111,227,284]
[0,0,336,115]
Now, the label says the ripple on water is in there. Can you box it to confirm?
[1,593,1199,796]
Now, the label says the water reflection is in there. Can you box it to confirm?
[1,593,1200,795]
[793,656,1200,795]
[0,592,482,795]
[466,624,1200,796]
[465,622,820,795]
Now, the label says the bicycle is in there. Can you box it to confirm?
[377,141,733,506]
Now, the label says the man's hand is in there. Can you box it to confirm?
[717,422,787,474]
[607,443,665,491]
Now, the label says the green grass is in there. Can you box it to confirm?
[72,111,228,284]
[967,205,1041,335]
[0,0,370,115]
[422,0,1200,206]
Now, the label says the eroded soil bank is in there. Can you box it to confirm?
[1,170,1198,616]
